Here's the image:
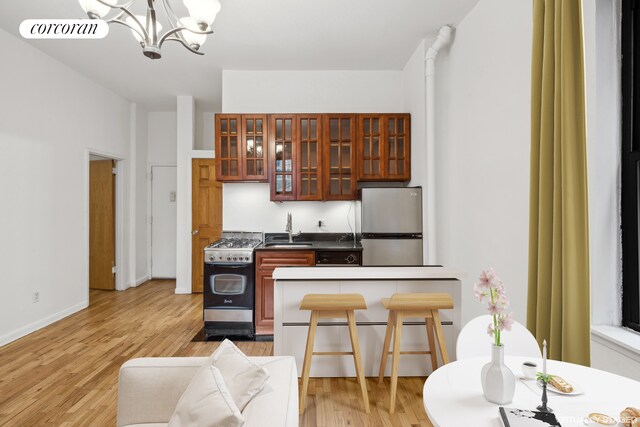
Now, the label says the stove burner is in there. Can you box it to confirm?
[210,238,261,249]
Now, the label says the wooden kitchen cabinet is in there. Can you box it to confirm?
[215,114,268,182]
[296,114,323,201]
[357,113,411,181]
[269,115,297,201]
[254,250,315,335]
[323,114,357,200]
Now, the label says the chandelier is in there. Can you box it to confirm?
[78,0,221,59]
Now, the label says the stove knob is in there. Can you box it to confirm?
[209,255,215,261]
[227,257,231,261]
[245,256,250,261]
[233,256,238,261]
[346,254,357,264]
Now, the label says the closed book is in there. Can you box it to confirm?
[499,407,562,427]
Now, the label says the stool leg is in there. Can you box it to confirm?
[347,310,370,414]
[378,310,395,383]
[432,310,450,364]
[300,311,318,415]
[425,315,439,371]
[389,311,403,414]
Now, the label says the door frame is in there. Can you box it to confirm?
[147,163,178,279]
[85,149,125,297]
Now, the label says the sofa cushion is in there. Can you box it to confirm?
[209,339,271,412]
[167,365,244,427]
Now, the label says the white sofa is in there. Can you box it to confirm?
[117,356,298,427]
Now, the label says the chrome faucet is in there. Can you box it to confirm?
[286,212,293,243]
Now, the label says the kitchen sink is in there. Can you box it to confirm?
[264,242,313,248]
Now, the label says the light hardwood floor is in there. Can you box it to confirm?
[0,280,433,426]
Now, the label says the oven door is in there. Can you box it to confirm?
[203,263,254,322]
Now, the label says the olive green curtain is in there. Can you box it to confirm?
[527,0,590,366]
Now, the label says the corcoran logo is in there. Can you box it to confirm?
[224,299,232,304]
[19,19,109,39]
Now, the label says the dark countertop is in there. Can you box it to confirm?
[256,233,363,251]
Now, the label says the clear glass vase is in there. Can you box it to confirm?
[480,343,515,404]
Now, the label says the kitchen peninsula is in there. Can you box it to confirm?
[273,266,465,377]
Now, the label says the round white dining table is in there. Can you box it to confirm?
[423,356,640,427]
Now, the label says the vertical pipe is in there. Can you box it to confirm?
[425,25,452,264]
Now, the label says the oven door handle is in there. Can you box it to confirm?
[212,264,249,268]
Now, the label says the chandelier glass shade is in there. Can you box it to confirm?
[78,0,221,59]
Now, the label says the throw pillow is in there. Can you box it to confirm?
[209,339,271,412]
[167,365,244,427]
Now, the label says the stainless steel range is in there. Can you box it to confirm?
[203,231,263,338]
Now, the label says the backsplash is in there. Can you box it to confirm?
[222,182,357,233]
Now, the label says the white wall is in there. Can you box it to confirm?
[221,70,403,233]
[132,104,149,284]
[0,28,132,345]
[403,40,428,262]
[434,0,532,324]
[148,112,178,165]
[584,0,622,327]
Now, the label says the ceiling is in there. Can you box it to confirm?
[0,0,479,111]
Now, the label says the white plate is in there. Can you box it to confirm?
[537,378,584,395]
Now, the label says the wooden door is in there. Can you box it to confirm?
[89,159,115,290]
[215,114,243,181]
[269,115,297,201]
[255,251,315,335]
[296,114,323,200]
[241,115,268,181]
[192,159,223,293]
[357,115,385,181]
[385,114,411,181]
[323,114,357,200]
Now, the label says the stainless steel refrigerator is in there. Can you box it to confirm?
[360,187,423,266]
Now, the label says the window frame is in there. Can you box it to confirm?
[621,0,640,333]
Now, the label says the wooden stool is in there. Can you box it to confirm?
[299,294,370,414]
[377,293,454,413]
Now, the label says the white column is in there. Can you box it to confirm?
[176,96,195,294]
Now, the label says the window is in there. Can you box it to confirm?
[621,0,640,333]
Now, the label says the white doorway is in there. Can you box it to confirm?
[151,165,177,278]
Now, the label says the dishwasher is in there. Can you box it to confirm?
[315,250,362,266]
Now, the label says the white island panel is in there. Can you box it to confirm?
[273,266,465,378]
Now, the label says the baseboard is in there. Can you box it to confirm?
[0,300,89,348]
[135,275,151,287]
[175,287,192,295]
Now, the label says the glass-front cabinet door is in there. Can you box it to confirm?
[358,115,384,180]
[296,115,323,201]
[269,115,297,201]
[386,114,411,181]
[242,115,268,181]
[215,114,242,181]
[323,114,356,200]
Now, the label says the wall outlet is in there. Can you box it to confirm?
[33,291,39,303]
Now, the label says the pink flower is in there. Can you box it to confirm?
[487,323,495,337]
[478,268,496,285]
[474,283,488,302]
[487,302,503,316]
[499,313,514,332]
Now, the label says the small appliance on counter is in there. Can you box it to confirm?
[360,186,423,266]
[203,231,263,338]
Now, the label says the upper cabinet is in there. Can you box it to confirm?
[215,114,268,182]
[357,113,411,182]
[215,114,242,181]
[324,114,357,200]
[269,115,297,201]
[215,112,410,196]
[296,115,323,201]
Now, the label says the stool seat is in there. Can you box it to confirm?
[381,293,453,311]
[299,293,370,415]
[300,294,367,311]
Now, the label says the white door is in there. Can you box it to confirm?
[151,166,177,278]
